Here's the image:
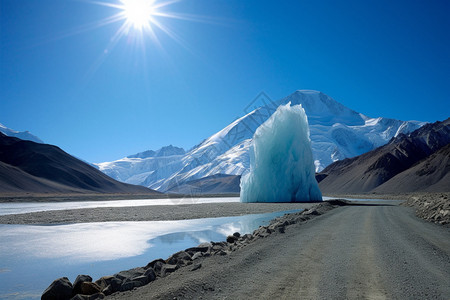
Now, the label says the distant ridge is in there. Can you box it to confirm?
[0,123,43,143]
[0,133,160,195]
[127,145,185,159]
[318,118,450,194]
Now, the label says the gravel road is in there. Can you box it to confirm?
[108,202,450,299]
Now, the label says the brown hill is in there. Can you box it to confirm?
[372,143,450,193]
[0,133,160,195]
[318,118,450,194]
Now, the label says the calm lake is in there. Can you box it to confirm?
[0,209,300,299]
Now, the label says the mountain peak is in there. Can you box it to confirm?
[127,145,185,159]
[278,90,365,126]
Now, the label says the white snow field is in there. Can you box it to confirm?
[96,90,425,191]
[240,103,322,203]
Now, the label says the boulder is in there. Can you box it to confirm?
[80,282,101,295]
[130,275,148,285]
[191,252,202,260]
[226,235,238,243]
[145,258,165,275]
[161,264,178,277]
[94,276,114,290]
[72,275,92,295]
[143,268,156,282]
[114,268,144,281]
[97,277,121,295]
[42,277,73,300]
[241,233,253,241]
[185,242,211,254]
[232,232,241,238]
[120,280,143,292]
[166,251,192,266]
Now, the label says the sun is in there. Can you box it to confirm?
[121,0,156,30]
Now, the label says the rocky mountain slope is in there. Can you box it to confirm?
[318,118,450,194]
[97,90,425,192]
[0,133,159,194]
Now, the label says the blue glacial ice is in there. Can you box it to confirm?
[240,102,322,203]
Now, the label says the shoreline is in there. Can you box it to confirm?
[0,193,240,203]
[0,202,318,225]
[42,200,349,299]
[1,192,447,225]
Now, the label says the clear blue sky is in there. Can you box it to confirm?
[1,0,449,162]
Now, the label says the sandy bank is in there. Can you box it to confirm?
[0,202,317,225]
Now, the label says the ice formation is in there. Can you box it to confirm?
[240,102,322,202]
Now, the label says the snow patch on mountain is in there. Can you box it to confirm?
[0,123,43,143]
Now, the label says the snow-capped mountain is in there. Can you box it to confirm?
[0,123,43,143]
[96,90,425,191]
[96,145,186,188]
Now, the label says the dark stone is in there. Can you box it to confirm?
[212,242,226,251]
[161,264,178,277]
[130,275,148,285]
[80,282,101,296]
[191,263,202,271]
[120,280,143,292]
[241,233,253,240]
[166,251,192,266]
[42,277,73,300]
[101,285,113,296]
[145,258,165,275]
[102,276,122,295]
[87,294,105,300]
[114,268,144,281]
[70,295,86,300]
[304,209,319,216]
[72,275,92,295]
[185,242,211,254]
[226,235,237,243]
[191,252,202,260]
[144,268,156,282]
[94,276,114,290]
[233,232,240,238]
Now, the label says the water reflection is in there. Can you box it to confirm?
[0,210,299,299]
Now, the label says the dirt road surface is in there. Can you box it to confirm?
[107,201,450,299]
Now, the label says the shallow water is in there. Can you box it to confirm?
[0,209,300,299]
[0,197,241,216]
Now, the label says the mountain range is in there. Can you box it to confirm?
[0,133,159,195]
[96,90,425,192]
[318,118,450,194]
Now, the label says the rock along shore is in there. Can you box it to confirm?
[42,200,349,300]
